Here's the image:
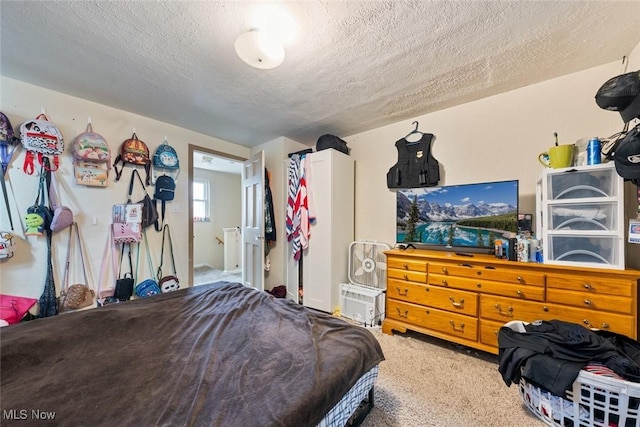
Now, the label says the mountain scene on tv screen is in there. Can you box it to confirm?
[396,181,518,249]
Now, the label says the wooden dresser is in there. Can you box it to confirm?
[382,248,640,355]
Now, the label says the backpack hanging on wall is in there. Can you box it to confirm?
[152,138,180,182]
[153,175,175,231]
[20,113,64,174]
[72,120,111,187]
[152,138,178,231]
[1,112,20,176]
[1,112,19,258]
[113,132,151,185]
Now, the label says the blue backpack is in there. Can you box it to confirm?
[152,139,179,181]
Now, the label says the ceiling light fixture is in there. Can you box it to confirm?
[234,28,285,70]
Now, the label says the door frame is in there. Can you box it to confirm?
[188,144,246,286]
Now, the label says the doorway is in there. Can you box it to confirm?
[188,145,245,286]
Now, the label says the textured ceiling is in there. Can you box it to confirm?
[2,1,640,148]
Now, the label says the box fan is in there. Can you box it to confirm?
[340,241,390,327]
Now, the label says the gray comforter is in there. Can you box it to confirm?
[0,282,384,427]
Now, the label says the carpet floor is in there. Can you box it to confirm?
[193,265,242,286]
[361,328,546,427]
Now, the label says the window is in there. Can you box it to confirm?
[193,178,210,222]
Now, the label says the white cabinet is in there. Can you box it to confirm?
[284,149,354,312]
[538,162,625,269]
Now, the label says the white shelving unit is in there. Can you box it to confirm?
[538,162,625,269]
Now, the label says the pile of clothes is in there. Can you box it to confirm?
[498,319,640,397]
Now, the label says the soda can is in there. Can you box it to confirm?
[587,137,601,165]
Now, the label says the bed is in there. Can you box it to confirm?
[0,281,385,426]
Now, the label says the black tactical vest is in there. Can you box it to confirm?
[387,134,440,188]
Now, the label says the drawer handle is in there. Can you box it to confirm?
[460,263,473,268]
[601,323,610,330]
[516,276,524,283]
[476,282,482,288]
[493,330,499,336]
[403,274,409,280]
[449,297,464,308]
[583,299,592,306]
[484,266,496,270]
[494,304,513,317]
[516,290,524,297]
[584,283,593,290]
[449,320,465,332]
[396,308,409,318]
[442,267,448,274]
[442,279,449,287]
[403,263,409,270]
[583,319,592,327]
[396,286,408,296]
[543,306,549,312]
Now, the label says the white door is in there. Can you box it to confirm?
[242,150,264,290]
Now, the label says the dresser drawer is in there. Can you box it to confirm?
[423,285,478,316]
[428,261,545,286]
[428,273,545,302]
[546,288,633,314]
[386,299,478,341]
[546,274,634,297]
[479,318,506,348]
[388,268,427,283]
[480,295,635,338]
[387,257,427,272]
[388,279,478,315]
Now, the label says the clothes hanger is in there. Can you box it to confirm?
[404,121,425,145]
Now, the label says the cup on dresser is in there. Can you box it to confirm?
[538,144,575,168]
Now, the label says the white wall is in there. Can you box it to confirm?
[0,77,249,300]
[193,168,241,268]
[347,56,639,248]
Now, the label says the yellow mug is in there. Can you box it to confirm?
[538,144,575,168]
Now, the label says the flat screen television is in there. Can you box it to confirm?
[396,179,518,254]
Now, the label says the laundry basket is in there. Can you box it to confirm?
[519,369,640,427]
[501,321,640,426]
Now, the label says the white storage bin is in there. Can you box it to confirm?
[539,163,625,269]
[548,203,616,231]
[547,236,620,267]
[546,165,618,200]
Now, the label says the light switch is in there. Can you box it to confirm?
[172,203,181,213]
